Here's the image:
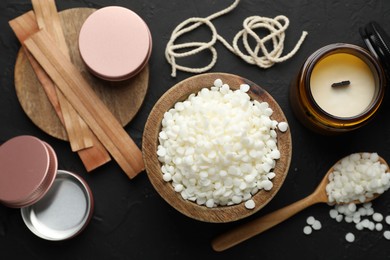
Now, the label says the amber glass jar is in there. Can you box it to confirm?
[290,43,386,134]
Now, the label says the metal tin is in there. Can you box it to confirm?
[21,170,94,241]
[78,6,152,81]
[0,135,57,207]
[0,135,93,240]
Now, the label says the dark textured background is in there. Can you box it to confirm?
[1,0,390,259]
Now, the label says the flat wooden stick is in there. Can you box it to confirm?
[24,29,145,178]
[32,0,93,152]
[9,11,63,122]
[9,11,111,172]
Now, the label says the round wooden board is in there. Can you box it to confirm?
[14,8,149,141]
[142,73,292,223]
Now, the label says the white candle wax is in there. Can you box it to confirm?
[310,53,376,118]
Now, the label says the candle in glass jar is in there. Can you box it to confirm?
[310,53,376,118]
[290,43,385,134]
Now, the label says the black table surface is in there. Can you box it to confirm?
[1,0,390,259]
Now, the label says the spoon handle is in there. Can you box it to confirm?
[211,193,322,252]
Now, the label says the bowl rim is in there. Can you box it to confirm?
[142,72,292,223]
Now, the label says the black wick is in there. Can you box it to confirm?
[331,80,351,87]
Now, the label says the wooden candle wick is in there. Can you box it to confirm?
[24,29,145,178]
[331,80,351,87]
[32,0,94,152]
[9,10,111,172]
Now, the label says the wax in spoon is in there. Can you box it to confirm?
[212,152,390,252]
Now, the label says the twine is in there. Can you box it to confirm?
[165,0,308,77]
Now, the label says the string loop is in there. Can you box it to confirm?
[165,0,308,77]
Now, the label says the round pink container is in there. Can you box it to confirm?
[0,135,94,240]
[78,6,152,81]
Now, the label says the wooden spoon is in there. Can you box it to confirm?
[211,154,387,252]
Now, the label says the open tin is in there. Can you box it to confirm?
[0,135,93,240]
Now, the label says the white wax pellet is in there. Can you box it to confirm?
[270,150,280,159]
[370,153,379,162]
[262,163,273,173]
[157,146,167,157]
[337,205,345,213]
[348,203,356,212]
[350,153,361,161]
[267,172,276,179]
[174,102,185,111]
[214,78,223,88]
[361,219,370,228]
[232,195,242,204]
[363,202,372,209]
[200,171,208,179]
[345,216,353,223]
[243,193,252,201]
[196,197,207,205]
[303,226,312,235]
[206,199,214,208]
[373,212,383,222]
[368,221,375,231]
[312,220,322,230]
[329,209,338,219]
[367,208,374,216]
[335,215,343,222]
[358,207,367,216]
[277,122,289,132]
[386,215,390,225]
[239,182,247,190]
[163,173,172,182]
[262,180,273,191]
[376,223,383,231]
[221,84,229,93]
[244,199,256,209]
[240,84,250,92]
[174,184,184,192]
[244,174,255,183]
[345,232,355,243]
[306,216,315,225]
[355,222,363,230]
[353,215,361,224]
[353,211,361,218]
[384,230,390,240]
[264,108,273,116]
[159,131,168,140]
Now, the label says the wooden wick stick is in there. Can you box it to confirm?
[331,80,350,88]
[32,0,93,152]
[24,29,144,178]
[9,11,111,172]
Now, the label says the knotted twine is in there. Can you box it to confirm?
[165,0,308,77]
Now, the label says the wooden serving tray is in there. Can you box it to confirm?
[14,7,149,141]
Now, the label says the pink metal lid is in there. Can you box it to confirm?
[0,136,57,208]
[78,6,152,81]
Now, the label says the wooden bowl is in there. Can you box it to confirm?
[142,73,292,223]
